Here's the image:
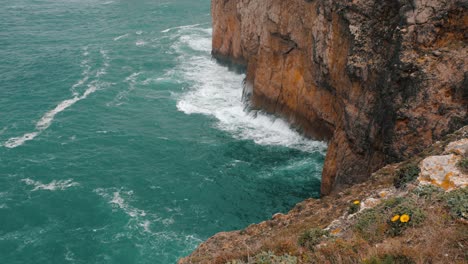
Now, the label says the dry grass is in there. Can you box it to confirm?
[294,188,468,264]
[180,127,468,264]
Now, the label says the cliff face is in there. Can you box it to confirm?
[212,0,467,194]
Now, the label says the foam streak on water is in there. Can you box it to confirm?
[22,178,79,191]
[172,27,327,153]
[3,48,110,149]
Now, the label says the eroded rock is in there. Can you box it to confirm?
[417,138,468,191]
[211,0,468,195]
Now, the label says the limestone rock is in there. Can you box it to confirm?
[445,138,468,156]
[419,154,467,191]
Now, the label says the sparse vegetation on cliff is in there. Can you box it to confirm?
[227,251,297,264]
[179,127,468,264]
[393,164,420,189]
[457,158,468,173]
[297,228,329,250]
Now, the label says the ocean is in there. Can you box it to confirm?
[0,0,326,263]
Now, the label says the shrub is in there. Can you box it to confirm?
[412,185,444,200]
[385,198,425,236]
[457,158,468,173]
[348,200,361,214]
[353,209,387,243]
[443,187,468,219]
[252,251,297,264]
[393,164,420,188]
[391,201,426,226]
[364,254,415,264]
[227,251,298,264]
[381,197,404,209]
[298,228,329,250]
[353,196,426,240]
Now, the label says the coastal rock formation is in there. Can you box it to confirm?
[211,0,467,194]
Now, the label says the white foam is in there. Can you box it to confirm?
[161,23,201,33]
[22,178,79,191]
[3,48,110,148]
[113,33,129,41]
[64,248,76,262]
[94,188,176,234]
[173,28,327,153]
[95,188,147,219]
[136,30,143,35]
[178,35,211,52]
[135,40,146,47]
[107,72,141,106]
[3,132,39,148]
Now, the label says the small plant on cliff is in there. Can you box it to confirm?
[457,158,468,173]
[387,213,411,236]
[363,254,415,264]
[442,187,468,219]
[252,251,297,264]
[393,164,420,188]
[353,209,387,243]
[298,228,329,250]
[413,185,444,200]
[386,199,425,236]
[353,196,425,240]
[348,200,361,214]
[227,251,298,264]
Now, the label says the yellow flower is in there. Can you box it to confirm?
[391,215,400,222]
[353,200,360,205]
[400,214,410,223]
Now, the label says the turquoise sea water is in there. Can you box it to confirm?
[0,0,326,263]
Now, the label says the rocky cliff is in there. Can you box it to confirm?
[211,0,467,195]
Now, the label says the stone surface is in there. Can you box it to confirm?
[445,138,468,156]
[211,0,468,195]
[360,197,382,211]
[419,154,467,191]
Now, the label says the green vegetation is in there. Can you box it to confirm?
[348,200,361,214]
[412,185,444,200]
[393,164,420,188]
[443,187,468,219]
[457,158,468,173]
[297,228,329,250]
[363,254,415,264]
[227,251,297,264]
[353,209,386,242]
[353,196,425,240]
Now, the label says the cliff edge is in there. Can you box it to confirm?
[179,124,468,263]
[211,0,467,194]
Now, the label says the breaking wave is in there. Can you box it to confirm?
[168,26,327,153]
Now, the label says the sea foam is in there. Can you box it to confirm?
[3,48,110,148]
[22,178,79,191]
[171,26,327,153]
